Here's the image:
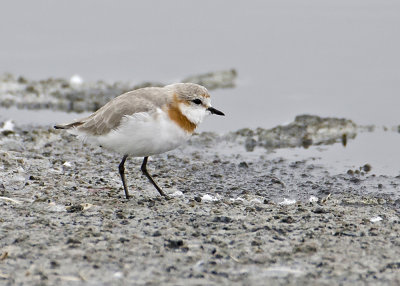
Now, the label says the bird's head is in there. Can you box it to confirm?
[167,83,224,128]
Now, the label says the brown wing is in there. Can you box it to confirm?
[55,87,170,136]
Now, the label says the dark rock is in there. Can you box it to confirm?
[165,239,184,249]
[213,216,233,223]
[245,137,257,152]
[66,205,84,213]
[66,238,81,244]
[119,237,130,243]
[349,177,361,184]
[313,207,328,214]
[381,262,400,272]
[153,230,162,237]
[238,161,249,168]
[280,216,295,223]
[50,260,60,269]
[362,164,372,172]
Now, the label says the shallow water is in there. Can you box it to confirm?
[271,130,400,177]
[0,106,90,127]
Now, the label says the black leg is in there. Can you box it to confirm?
[141,156,168,197]
[119,155,130,199]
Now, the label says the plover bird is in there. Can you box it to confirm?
[55,83,224,199]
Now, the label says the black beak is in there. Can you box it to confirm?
[208,107,225,116]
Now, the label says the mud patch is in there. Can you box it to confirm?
[0,126,399,285]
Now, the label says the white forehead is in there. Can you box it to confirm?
[201,96,211,106]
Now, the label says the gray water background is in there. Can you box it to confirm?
[1,0,400,175]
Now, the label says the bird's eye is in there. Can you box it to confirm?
[192,99,202,105]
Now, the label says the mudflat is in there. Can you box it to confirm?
[1,125,399,285]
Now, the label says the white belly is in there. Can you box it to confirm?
[84,110,192,156]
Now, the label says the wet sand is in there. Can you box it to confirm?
[1,125,400,285]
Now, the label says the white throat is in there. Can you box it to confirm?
[179,103,208,125]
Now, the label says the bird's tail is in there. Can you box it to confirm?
[54,121,84,130]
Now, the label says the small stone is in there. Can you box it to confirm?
[313,207,328,214]
[119,237,130,243]
[349,177,360,184]
[245,137,257,152]
[301,136,313,148]
[115,210,125,219]
[153,230,162,237]
[66,205,84,213]
[66,238,81,244]
[211,173,222,178]
[213,216,233,223]
[293,243,318,254]
[251,239,262,246]
[165,239,184,249]
[362,164,372,172]
[17,76,27,83]
[50,260,59,269]
[238,161,249,168]
[280,216,295,223]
